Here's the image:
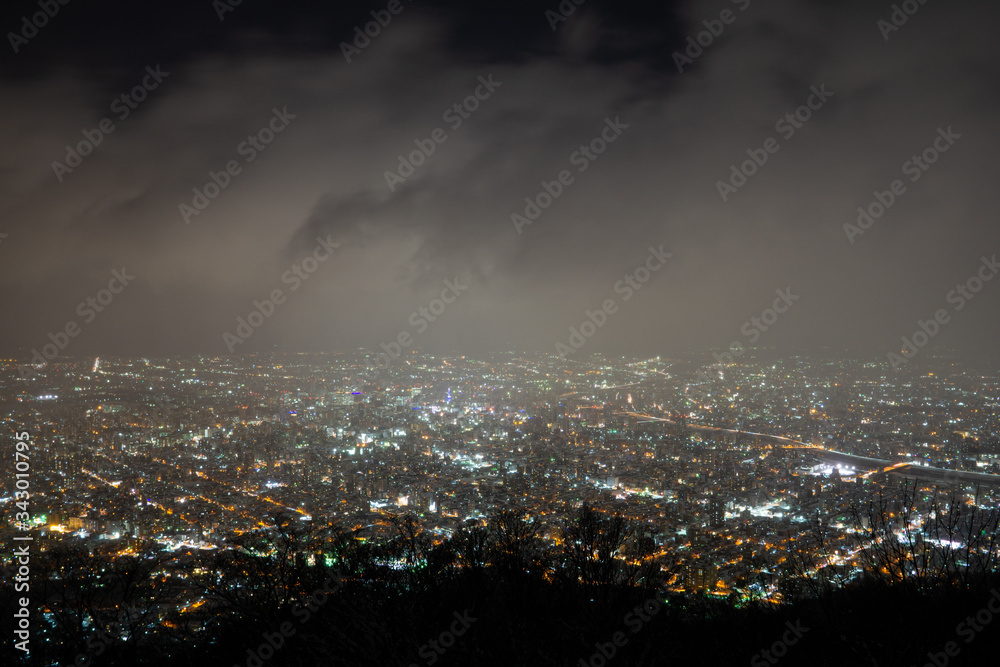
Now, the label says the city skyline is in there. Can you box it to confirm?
[4,1,1000,665]
[5,349,1000,664]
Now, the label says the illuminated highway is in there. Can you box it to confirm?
[618,412,1000,487]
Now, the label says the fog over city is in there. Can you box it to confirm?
[6,4,1000,666]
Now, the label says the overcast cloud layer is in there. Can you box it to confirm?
[1,0,998,361]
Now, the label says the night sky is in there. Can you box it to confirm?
[2,0,998,360]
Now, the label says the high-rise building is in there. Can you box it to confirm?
[709,494,725,527]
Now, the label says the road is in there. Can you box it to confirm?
[618,412,1000,487]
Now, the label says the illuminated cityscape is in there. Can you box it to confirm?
[4,0,1000,664]
[4,351,1000,663]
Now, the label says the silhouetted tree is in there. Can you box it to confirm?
[850,480,1000,594]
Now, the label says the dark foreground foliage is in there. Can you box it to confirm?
[3,502,1000,666]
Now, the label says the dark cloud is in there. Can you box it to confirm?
[2,0,999,361]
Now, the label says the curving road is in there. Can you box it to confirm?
[618,412,1000,488]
